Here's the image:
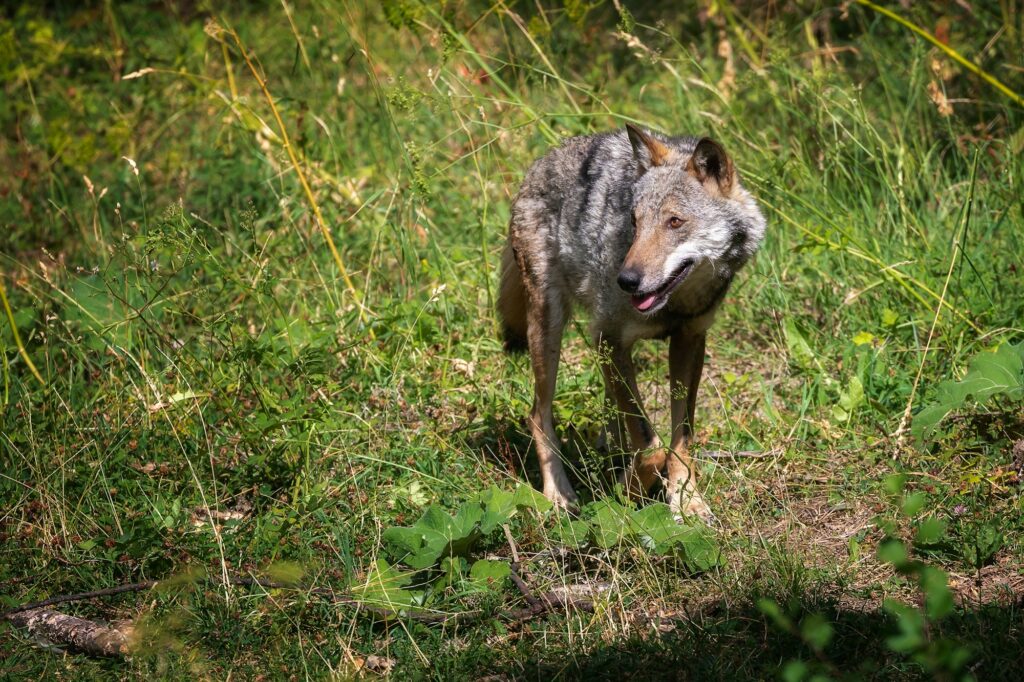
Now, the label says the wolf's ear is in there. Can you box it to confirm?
[687,137,735,198]
[626,123,670,173]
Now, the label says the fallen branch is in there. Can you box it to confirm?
[3,568,598,657]
[6,609,133,657]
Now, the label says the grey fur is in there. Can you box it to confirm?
[499,125,765,518]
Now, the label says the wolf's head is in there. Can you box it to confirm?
[616,124,765,315]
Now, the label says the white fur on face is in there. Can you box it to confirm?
[660,215,733,284]
[660,244,702,282]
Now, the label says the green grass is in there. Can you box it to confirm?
[1,1,1023,679]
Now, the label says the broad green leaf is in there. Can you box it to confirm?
[552,517,590,548]
[349,559,422,614]
[676,525,723,572]
[911,403,952,438]
[882,599,925,653]
[478,484,550,534]
[914,516,947,547]
[960,523,1003,569]
[448,503,484,555]
[440,556,468,587]
[783,319,817,371]
[757,598,791,629]
[901,491,927,517]
[628,503,721,569]
[512,484,553,514]
[914,343,1024,440]
[587,499,633,549]
[852,331,875,346]
[469,559,511,587]
[478,486,515,534]
[833,374,865,422]
[781,660,809,682]
[882,474,907,496]
[382,503,481,570]
[877,538,910,569]
[629,503,689,552]
[919,566,953,620]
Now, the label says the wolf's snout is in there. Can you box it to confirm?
[617,268,642,293]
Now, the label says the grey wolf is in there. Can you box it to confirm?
[498,124,765,520]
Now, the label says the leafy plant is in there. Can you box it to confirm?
[355,486,722,616]
[956,522,1004,571]
[382,484,551,570]
[342,485,553,616]
[874,476,974,679]
[559,499,722,572]
[761,474,976,680]
[914,343,1024,440]
[876,540,974,679]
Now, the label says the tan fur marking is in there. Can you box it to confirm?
[619,220,680,280]
[687,137,735,198]
[626,123,672,167]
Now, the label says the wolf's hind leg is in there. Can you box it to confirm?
[597,372,627,453]
[597,338,665,498]
[665,332,714,522]
[525,286,576,510]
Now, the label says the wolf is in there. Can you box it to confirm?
[498,124,765,520]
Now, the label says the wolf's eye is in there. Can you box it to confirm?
[667,216,685,229]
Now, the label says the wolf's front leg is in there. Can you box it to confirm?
[666,332,714,523]
[526,289,577,510]
[597,338,666,498]
[528,408,577,510]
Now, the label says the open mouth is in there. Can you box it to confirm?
[631,259,695,313]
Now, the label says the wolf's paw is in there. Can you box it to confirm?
[543,483,579,514]
[669,492,718,526]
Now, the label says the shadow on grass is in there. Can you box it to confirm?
[477,597,1023,680]
[464,411,636,506]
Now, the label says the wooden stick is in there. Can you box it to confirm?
[6,609,133,657]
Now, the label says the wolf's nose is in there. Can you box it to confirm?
[617,268,642,293]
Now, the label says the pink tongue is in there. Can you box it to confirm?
[632,293,658,311]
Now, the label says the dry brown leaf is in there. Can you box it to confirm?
[927,80,954,117]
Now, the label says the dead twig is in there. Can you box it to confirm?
[700,449,779,460]
[509,562,543,611]
[1,581,160,619]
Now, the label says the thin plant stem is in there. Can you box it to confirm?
[0,276,44,386]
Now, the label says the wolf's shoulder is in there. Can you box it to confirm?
[517,130,632,193]
[545,130,630,168]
